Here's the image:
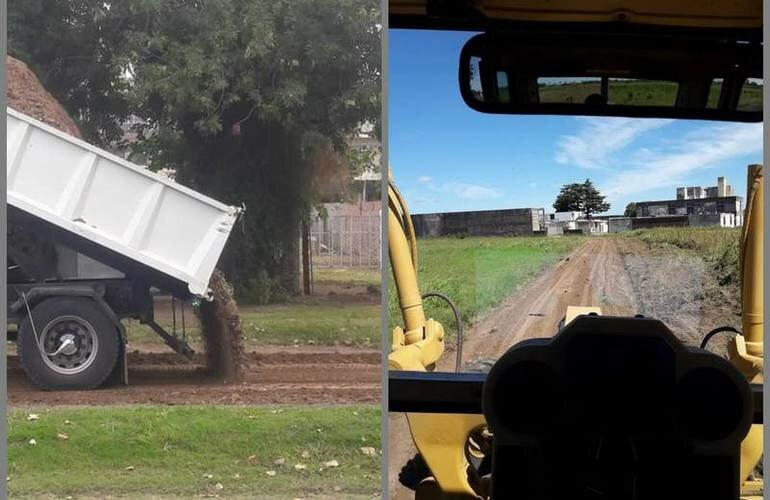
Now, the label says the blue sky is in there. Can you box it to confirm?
[389,29,763,215]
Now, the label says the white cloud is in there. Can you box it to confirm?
[602,122,762,200]
[555,117,671,169]
[416,175,433,184]
[424,181,502,200]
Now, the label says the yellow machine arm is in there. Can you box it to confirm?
[388,177,486,499]
[729,165,763,493]
[388,178,445,370]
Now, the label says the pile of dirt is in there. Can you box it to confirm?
[198,270,245,382]
[7,55,82,138]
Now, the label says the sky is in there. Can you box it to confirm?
[389,29,763,215]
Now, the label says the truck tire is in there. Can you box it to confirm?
[18,297,121,390]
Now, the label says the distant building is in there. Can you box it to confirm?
[676,176,734,200]
[545,211,609,235]
[636,176,743,228]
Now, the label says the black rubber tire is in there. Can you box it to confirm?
[18,298,121,390]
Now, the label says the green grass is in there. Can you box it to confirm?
[388,236,583,336]
[125,303,380,348]
[314,268,380,286]
[240,304,380,347]
[8,405,381,498]
[629,226,741,285]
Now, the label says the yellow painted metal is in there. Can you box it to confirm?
[728,164,763,489]
[389,177,484,498]
[389,319,446,371]
[739,165,764,349]
[564,305,602,325]
[740,479,764,500]
[390,0,761,28]
[408,412,487,500]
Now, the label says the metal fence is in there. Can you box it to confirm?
[309,211,381,269]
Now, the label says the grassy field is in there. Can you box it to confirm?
[388,236,583,336]
[8,405,381,498]
[629,226,741,285]
[124,269,381,348]
[125,304,380,348]
[239,304,380,347]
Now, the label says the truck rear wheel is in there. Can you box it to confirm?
[18,297,121,390]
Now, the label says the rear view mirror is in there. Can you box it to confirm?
[459,32,762,122]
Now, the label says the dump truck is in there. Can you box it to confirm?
[6,107,242,390]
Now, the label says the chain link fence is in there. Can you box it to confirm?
[309,203,381,269]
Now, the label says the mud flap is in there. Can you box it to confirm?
[105,337,128,386]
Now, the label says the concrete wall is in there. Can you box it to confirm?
[631,215,689,229]
[609,218,633,233]
[411,208,542,238]
[689,213,739,228]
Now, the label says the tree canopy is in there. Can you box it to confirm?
[9,0,381,301]
[624,202,637,217]
[553,179,610,218]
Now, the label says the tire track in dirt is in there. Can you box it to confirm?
[8,347,380,407]
[452,237,637,365]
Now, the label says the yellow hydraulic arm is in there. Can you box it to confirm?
[388,177,486,499]
[729,165,763,493]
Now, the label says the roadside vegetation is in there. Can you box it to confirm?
[630,227,741,286]
[388,236,583,337]
[8,405,381,498]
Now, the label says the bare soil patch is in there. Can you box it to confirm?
[8,346,379,407]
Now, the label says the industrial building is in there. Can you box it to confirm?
[635,176,743,228]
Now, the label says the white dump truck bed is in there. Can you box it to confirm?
[7,107,242,298]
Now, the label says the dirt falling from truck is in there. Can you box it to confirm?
[198,270,245,382]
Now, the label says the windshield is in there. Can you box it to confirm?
[388,29,763,371]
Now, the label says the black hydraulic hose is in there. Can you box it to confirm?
[700,326,741,350]
[422,292,463,372]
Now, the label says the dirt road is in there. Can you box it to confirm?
[9,345,380,407]
[389,236,736,498]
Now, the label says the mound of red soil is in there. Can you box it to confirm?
[7,55,82,138]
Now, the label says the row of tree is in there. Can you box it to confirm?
[9,0,381,302]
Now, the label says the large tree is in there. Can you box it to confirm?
[9,0,381,301]
[553,179,610,218]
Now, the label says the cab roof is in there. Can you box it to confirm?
[390,0,762,35]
